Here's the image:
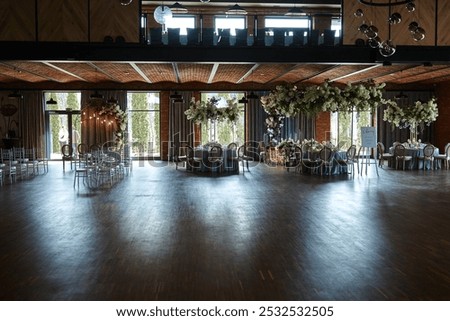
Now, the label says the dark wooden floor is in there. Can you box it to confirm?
[1,160,449,301]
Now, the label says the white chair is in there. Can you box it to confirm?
[319,146,335,176]
[377,142,393,168]
[12,147,28,179]
[0,149,17,183]
[395,144,413,170]
[339,145,357,176]
[417,144,435,170]
[24,148,39,176]
[237,145,252,172]
[435,143,450,170]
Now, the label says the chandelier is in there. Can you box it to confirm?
[355,0,425,57]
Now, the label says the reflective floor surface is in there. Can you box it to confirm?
[1,160,449,300]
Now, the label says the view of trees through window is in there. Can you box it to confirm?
[200,93,245,146]
[127,92,160,158]
[331,111,373,151]
[45,92,81,159]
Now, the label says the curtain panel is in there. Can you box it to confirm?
[20,92,45,158]
[80,90,127,149]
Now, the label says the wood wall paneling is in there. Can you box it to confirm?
[90,0,140,43]
[0,0,35,41]
[437,0,450,45]
[38,0,88,42]
[343,0,388,46]
[391,1,435,46]
[343,0,436,46]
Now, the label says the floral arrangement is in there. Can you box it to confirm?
[301,81,344,114]
[260,80,392,118]
[260,83,303,117]
[185,97,241,124]
[383,98,438,129]
[340,81,388,113]
[301,139,324,153]
[277,138,298,150]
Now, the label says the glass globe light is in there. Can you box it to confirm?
[412,27,426,41]
[406,1,416,12]
[379,40,396,57]
[354,9,364,17]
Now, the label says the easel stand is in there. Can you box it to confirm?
[359,147,379,176]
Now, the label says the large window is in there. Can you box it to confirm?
[215,16,246,36]
[165,15,195,35]
[44,92,81,159]
[331,17,342,38]
[331,111,374,151]
[265,16,310,36]
[200,92,245,146]
[127,92,160,158]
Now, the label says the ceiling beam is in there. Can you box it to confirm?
[42,62,87,81]
[208,63,220,84]
[237,64,260,83]
[328,64,381,83]
[87,62,119,82]
[0,62,58,82]
[172,63,181,83]
[130,62,152,83]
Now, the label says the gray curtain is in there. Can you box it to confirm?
[247,91,315,145]
[80,90,127,149]
[20,91,46,158]
[169,92,194,160]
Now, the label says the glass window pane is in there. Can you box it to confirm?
[127,92,160,157]
[215,17,246,36]
[165,16,195,35]
[331,18,341,37]
[45,92,81,110]
[200,92,245,146]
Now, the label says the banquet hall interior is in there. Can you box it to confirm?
[0,0,449,300]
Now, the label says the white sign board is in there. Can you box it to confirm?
[361,127,377,147]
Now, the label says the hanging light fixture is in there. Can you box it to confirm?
[394,91,408,100]
[90,91,104,100]
[169,2,188,14]
[238,95,248,104]
[120,0,133,5]
[154,3,173,24]
[226,4,247,15]
[355,0,424,57]
[285,5,304,16]
[46,97,57,105]
[107,97,118,104]
[170,92,184,103]
[8,91,23,99]
[247,91,259,100]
